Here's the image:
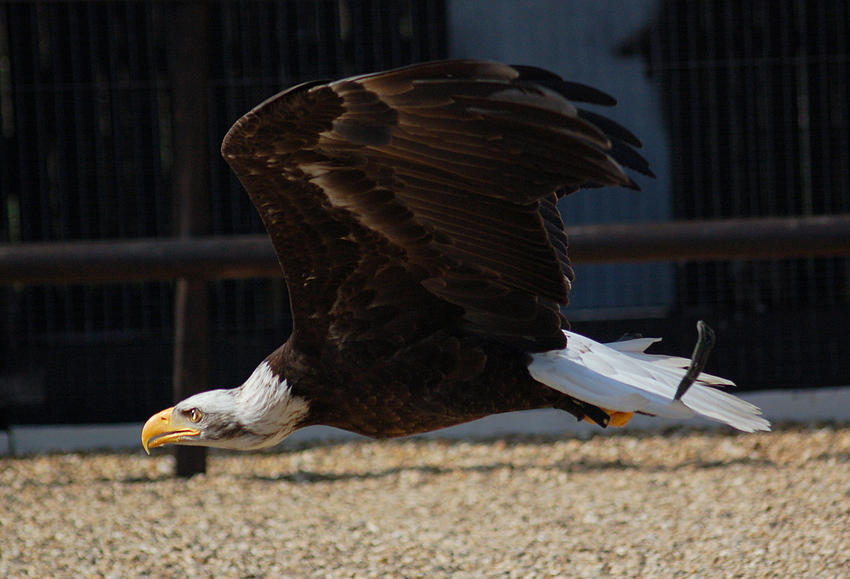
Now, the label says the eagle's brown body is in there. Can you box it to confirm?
[270,334,579,438]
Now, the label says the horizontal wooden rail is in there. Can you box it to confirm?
[567,214,850,264]
[1,214,849,285]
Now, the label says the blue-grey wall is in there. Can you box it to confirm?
[448,0,673,319]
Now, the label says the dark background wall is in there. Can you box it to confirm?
[0,0,847,426]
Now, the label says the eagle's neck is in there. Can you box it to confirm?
[234,361,311,446]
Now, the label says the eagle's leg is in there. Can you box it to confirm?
[580,408,635,428]
[673,320,716,401]
[554,398,635,428]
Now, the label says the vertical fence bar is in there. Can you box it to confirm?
[169,1,211,478]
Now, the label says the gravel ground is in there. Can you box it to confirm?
[2,425,849,579]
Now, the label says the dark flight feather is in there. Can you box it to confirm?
[221,60,651,358]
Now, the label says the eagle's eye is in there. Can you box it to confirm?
[188,408,203,423]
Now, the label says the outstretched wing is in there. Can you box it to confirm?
[221,60,650,358]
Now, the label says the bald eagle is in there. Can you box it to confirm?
[142,60,768,454]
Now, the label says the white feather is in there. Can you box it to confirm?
[235,362,310,440]
[528,331,770,432]
[175,362,311,450]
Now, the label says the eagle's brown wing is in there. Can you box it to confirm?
[221,60,649,359]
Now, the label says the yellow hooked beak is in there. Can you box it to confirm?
[141,407,200,454]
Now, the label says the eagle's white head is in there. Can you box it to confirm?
[142,362,310,453]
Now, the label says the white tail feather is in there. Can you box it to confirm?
[528,331,770,433]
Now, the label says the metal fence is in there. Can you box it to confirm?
[1,0,848,427]
[635,0,850,310]
[614,0,850,394]
[0,0,449,425]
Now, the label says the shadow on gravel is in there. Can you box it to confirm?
[240,456,778,485]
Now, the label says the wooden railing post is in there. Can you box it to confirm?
[169,1,211,478]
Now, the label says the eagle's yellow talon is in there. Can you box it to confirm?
[583,409,635,427]
[608,411,634,427]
